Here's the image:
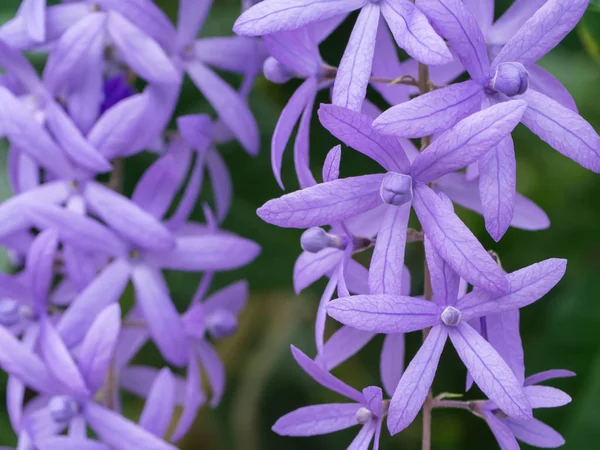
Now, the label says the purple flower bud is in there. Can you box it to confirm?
[49,396,79,424]
[300,227,344,253]
[206,309,238,339]
[263,57,293,84]
[355,407,373,424]
[489,62,529,97]
[380,173,413,206]
[441,306,462,327]
[0,299,20,327]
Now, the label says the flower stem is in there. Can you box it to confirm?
[419,61,434,450]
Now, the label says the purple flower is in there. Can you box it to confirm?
[273,346,385,448]
[235,0,453,112]
[327,247,567,434]
[374,0,599,240]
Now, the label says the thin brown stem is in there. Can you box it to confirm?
[108,158,124,192]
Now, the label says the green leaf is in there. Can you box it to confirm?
[578,9,600,61]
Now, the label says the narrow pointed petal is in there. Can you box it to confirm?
[380,0,452,65]
[524,369,576,387]
[505,418,565,448]
[0,39,42,92]
[524,385,571,408]
[177,114,213,151]
[132,266,189,366]
[348,421,377,449]
[291,345,364,403]
[76,304,122,394]
[317,326,375,371]
[457,258,567,321]
[84,182,175,252]
[106,12,179,84]
[272,78,316,188]
[412,183,509,295]
[17,0,46,42]
[373,81,483,139]
[263,29,321,76]
[327,294,441,334]
[85,403,177,450]
[424,236,460,307]
[520,89,600,173]
[43,12,106,94]
[26,229,58,306]
[449,322,532,419]
[318,104,410,173]
[528,64,577,112]
[388,325,448,434]
[156,232,260,272]
[411,100,527,183]
[294,90,318,189]
[273,403,361,436]
[171,356,205,442]
[484,411,520,450]
[204,281,249,317]
[258,174,384,228]
[233,0,363,36]
[315,272,339,354]
[186,61,258,155]
[0,326,56,395]
[139,368,176,438]
[195,341,225,407]
[380,333,405,397]
[195,36,265,74]
[462,0,494,33]
[294,249,343,294]
[58,259,131,348]
[323,145,342,182]
[40,320,89,397]
[176,0,212,46]
[36,437,109,450]
[369,204,411,296]
[479,136,516,241]
[7,375,25,432]
[27,204,128,257]
[493,0,589,66]
[486,310,525,385]
[206,149,233,222]
[333,3,379,112]
[415,0,490,82]
[488,0,547,44]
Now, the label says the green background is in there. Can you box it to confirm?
[1,0,599,449]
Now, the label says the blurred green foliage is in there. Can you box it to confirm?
[0,0,599,449]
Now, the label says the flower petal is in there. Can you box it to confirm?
[139,367,176,438]
[26,229,58,307]
[171,355,205,442]
[485,310,525,385]
[524,385,571,409]
[263,28,321,76]
[505,418,565,448]
[528,64,577,112]
[424,235,460,307]
[273,403,361,436]
[36,437,109,450]
[524,369,576,387]
[380,333,405,397]
[294,249,343,294]
[323,145,342,182]
[483,411,520,450]
[317,326,375,371]
[195,341,225,407]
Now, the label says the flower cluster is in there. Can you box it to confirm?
[0,0,264,448]
[236,0,597,448]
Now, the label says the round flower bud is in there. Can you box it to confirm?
[0,299,20,327]
[441,306,462,327]
[380,172,413,206]
[489,62,529,97]
[206,309,239,339]
[263,57,293,84]
[300,227,343,253]
[49,396,79,424]
[355,407,373,425]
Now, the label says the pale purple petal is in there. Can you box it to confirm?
[58,259,131,348]
[318,104,410,173]
[186,61,258,155]
[506,418,565,448]
[195,341,225,407]
[415,0,490,82]
[524,385,571,409]
[132,266,189,367]
[380,333,405,397]
[258,175,384,228]
[424,236,460,307]
[294,249,343,294]
[412,183,509,295]
[493,0,589,66]
[233,0,363,36]
[373,81,484,139]
[171,355,205,442]
[348,420,377,449]
[486,310,525,385]
[273,403,361,436]
[294,89,318,189]
[195,36,265,74]
[177,114,213,151]
[483,411,520,450]
[449,322,532,419]
[488,0,547,45]
[0,40,42,92]
[524,369,576,387]
[139,368,176,438]
[479,136,516,241]
[291,345,364,403]
[206,149,233,222]
[332,3,380,112]
[16,0,46,42]
[106,12,179,84]
[380,0,452,65]
[327,294,441,334]
[369,204,411,295]
[36,437,108,450]
[528,64,577,112]
[462,0,494,33]
[204,281,248,317]
[457,258,567,321]
[272,78,317,188]
[263,28,321,76]
[520,89,600,173]
[387,325,448,434]
[85,402,177,450]
[26,229,58,306]
[76,304,121,394]
[411,100,526,183]
[323,145,342,182]
[317,326,375,371]
[176,0,212,47]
